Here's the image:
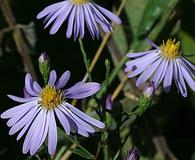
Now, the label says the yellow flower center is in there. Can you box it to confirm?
[160,39,181,59]
[40,85,64,109]
[71,0,88,5]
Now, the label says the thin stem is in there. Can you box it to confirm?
[54,146,67,160]
[111,75,128,101]
[60,144,77,160]
[102,131,109,160]
[0,0,37,80]
[79,39,92,81]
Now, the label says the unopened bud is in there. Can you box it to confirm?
[106,94,112,110]
[143,82,155,98]
[39,52,49,63]
[124,147,140,160]
[137,82,155,113]
[38,52,50,84]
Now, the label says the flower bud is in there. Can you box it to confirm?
[38,52,50,84]
[124,147,140,160]
[39,52,49,63]
[106,94,112,110]
[143,82,155,98]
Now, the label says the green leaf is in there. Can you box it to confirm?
[137,0,177,36]
[69,148,94,159]
[124,0,149,36]
[179,30,195,63]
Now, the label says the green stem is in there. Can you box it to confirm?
[79,39,92,81]
[102,131,109,160]
[97,56,127,99]
[66,136,95,159]
[35,155,41,160]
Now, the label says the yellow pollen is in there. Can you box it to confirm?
[40,85,63,109]
[71,0,88,5]
[160,39,181,59]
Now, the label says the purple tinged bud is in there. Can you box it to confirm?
[106,94,112,110]
[143,82,155,98]
[124,147,140,160]
[38,52,51,84]
[39,52,50,63]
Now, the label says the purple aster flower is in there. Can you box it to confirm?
[36,0,121,40]
[125,39,195,97]
[1,70,105,155]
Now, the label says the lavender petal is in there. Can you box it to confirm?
[1,100,38,119]
[37,1,66,19]
[126,50,152,58]
[23,87,31,98]
[79,6,85,39]
[152,59,168,88]
[55,107,70,135]
[181,57,195,71]
[48,70,57,87]
[7,104,35,127]
[62,104,95,133]
[59,106,89,137]
[125,50,158,71]
[136,57,162,87]
[48,110,57,155]
[64,82,100,99]
[163,61,173,93]
[50,2,72,34]
[176,61,187,97]
[56,70,71,89]
[9,106,39,135]
[33,82,42,94]
[7,95,38,103]
[38,110,50,149]
[17,108,41,141]
[126,54,160,78]
[83,4,95,39]
[66,102,105,129]
[66,6,76,38]
[85,4,99,38]
[30,109,47,155]
[95,4,121,24]
[180,61,195,91]
[90,4,111,32]
[146,39,159,49]
[173,60,180,92]
[74,6,80,40]
[22,109,44,154]
[25,74,39,96]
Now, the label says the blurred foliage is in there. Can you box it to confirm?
[0,0,195,160]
